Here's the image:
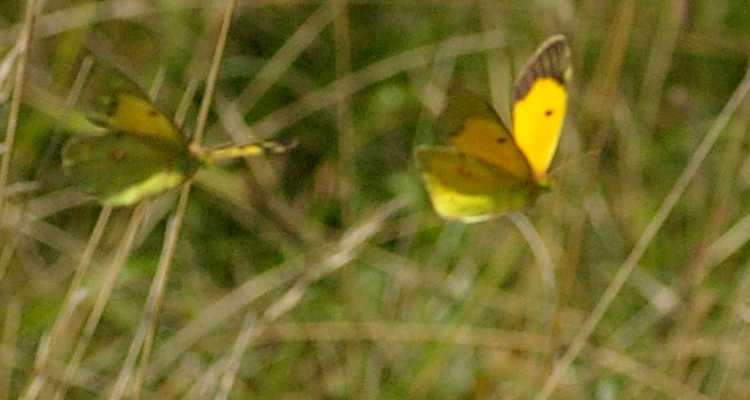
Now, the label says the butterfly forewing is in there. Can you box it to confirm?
[80,64,185,146]
[511,35,571,183]
[442,91,532,181]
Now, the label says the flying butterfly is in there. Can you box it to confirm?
[415,35,571,222]
[62,64,294,207]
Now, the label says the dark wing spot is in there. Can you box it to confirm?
[148,108,159,118]
[545,109,554,116]
[497,137,507,144]
[456,165,473,178]
[111,149,126,162]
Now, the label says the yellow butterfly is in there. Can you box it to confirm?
[416,35,571,222]
[63,65,294,207]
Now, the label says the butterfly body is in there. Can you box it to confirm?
[416,35,571,222]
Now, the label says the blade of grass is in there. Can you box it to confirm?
[248,28,508,139]
[149,256,303,376]
[12,54,96,400]
[25,61,168,400]
[590,346,709,400]
[210,3,336,246]
[330,0,367,396]
[19,206,111,400]
[110,2,238,398]
[536,62,750,400]
[705,213,750,268]
[213,313,257,400]
[0,0,39,232]
[0,0,212,46]
[332,0,355,224]
[229,2,334,116]
[0,57,93,284]
[710,258,750,397]
[183,199,405,397]
[180,319,709,400]
[0,298,21,400]
[0,43,22,104]
[637,0,686,132]
[50,203,149,400]
[478,7,558,386]
[407,224,520,399]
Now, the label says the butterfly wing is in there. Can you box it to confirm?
[442,91,532,181]
[415,145,538,222]
[511,35,571,184]
[80,64,185,146]
[62,133,199,206]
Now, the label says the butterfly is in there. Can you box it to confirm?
[62,65,294,207]
[415,34,572,222]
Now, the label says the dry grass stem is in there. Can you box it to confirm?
[250,29,507,138]
[0,0,39,228]
[51,203,149,400]
[537,62,750,400]
[110,2,238,398]
[182,199,405,396]
[0,299,21,400]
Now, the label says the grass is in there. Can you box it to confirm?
[2,0,750,399]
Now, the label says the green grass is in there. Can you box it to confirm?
[1,0,750,399]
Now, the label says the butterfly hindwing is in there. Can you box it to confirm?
[62,133,199,206]
[511,35,571,184]
[415,146,537,222]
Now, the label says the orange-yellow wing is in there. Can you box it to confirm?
[511,35,572,184]
[80,64,185,147]
[415,146,538,222]
[441,91,532,181]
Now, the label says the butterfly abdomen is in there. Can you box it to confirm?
[201,139,297,164]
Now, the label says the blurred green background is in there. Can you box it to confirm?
[2,0,750,398]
